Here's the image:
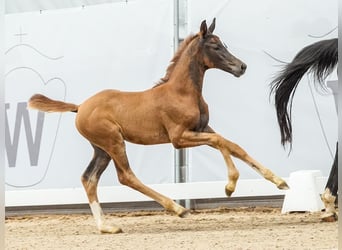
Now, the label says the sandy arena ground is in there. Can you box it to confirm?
[5,207,338,250]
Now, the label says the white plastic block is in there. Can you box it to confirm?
[281,170,324,213]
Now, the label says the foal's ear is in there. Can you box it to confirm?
[200,20,208,37]
[208,18,216,33]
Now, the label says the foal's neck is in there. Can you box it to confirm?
[170,55,206,94]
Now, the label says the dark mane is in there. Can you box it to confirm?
[154,34,199,87]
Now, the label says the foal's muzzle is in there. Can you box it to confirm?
[232,62,247,77]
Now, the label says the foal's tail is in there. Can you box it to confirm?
[270,38,338,147]
[28,94,79,113]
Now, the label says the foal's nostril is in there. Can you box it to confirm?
[241,63,247,71]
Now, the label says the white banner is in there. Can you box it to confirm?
[5,0,338,205]
[5,0,174,190]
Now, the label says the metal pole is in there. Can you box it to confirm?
[174,0,179,50]
[173,0,190,209]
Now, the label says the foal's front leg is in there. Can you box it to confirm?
[176,130,289,196]
[104,130,190,219]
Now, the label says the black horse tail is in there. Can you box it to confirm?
[270,38,338,147]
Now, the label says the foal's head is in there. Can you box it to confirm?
[198,18,247,77]
[157,18,247,85]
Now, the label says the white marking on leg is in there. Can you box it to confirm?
[90,201,104,229]
[89,201,123,233]
[321,188,336,215]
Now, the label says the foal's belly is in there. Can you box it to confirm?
[123,128,171,145]
[117,114,171,145]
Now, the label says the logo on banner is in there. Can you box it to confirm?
[5,27,66,188]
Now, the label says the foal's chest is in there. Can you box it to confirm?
[192,99,209,132]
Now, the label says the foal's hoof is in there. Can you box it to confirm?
[321,212,338,222]
[178,208,190,218]
[225,184,235,197]
[277,180,289,190]
[225,189,233,197]
[99,225,123,234]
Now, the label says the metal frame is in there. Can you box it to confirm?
[173,0,190,209]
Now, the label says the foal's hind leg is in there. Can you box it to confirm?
[101,128,189,218]
[81,144,122,233]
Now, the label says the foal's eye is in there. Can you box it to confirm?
[210,44,220,50]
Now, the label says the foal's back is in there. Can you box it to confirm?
[75,88,172,145]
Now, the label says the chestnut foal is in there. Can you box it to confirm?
[29,19,288,233]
